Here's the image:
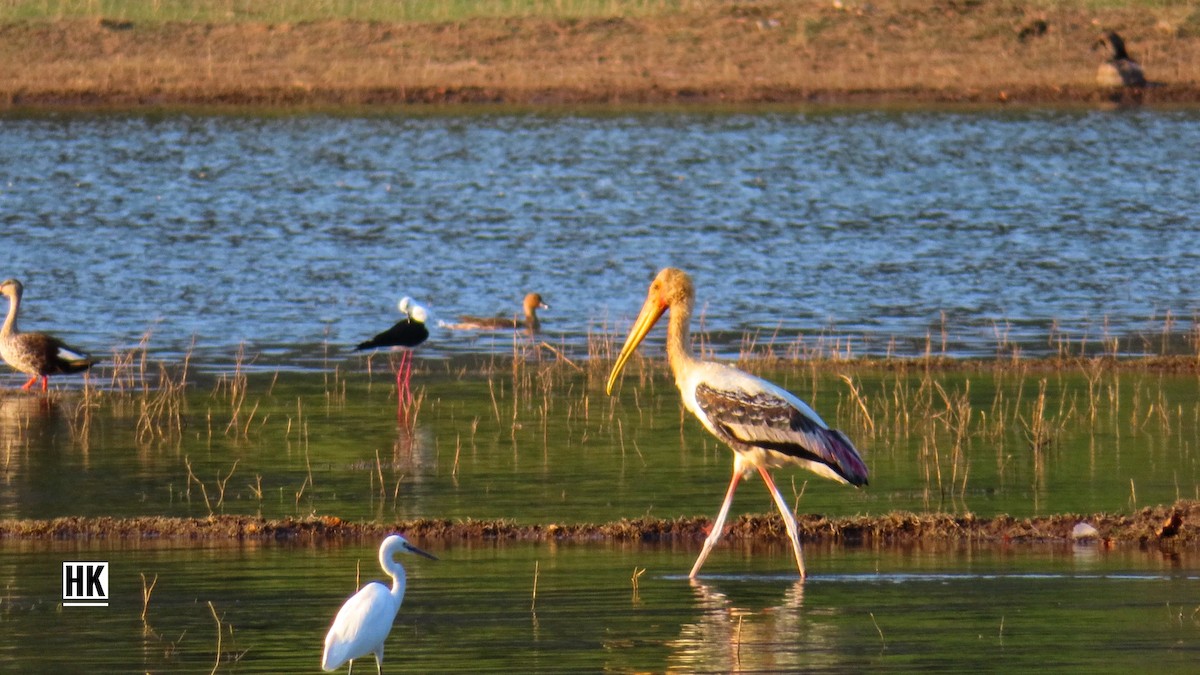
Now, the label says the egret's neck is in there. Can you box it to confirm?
[388,563,408,599]
[666,300,698,384]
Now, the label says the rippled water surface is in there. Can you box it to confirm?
[2,108,1199,671]
[2,108,1198,367]
[3,541,1197,672]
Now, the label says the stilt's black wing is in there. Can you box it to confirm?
[355,319,429,350]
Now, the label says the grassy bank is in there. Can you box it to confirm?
[2,0,1199,107]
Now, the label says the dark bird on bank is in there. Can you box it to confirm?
[1156,510,1183,539]
[355,297,430,351]
[0,278,95,392]
[442,293,549,333]
[1017,19,1048,43]
[1095,31,1147,88]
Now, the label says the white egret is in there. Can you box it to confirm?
[322,534,437,674]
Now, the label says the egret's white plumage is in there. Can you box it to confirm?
[606,268,868,579]
[322,534,436,674]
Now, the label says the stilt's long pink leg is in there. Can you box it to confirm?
[403,350,413,401]
[396,350,414,422]
[690,456,749,578]
[757,466,806,579]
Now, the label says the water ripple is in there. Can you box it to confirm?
[2,109,1197,368]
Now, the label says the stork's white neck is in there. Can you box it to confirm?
[666,298,698,386]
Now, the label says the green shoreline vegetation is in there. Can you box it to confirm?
[2,0,1199,107]
[2,321,1200,547]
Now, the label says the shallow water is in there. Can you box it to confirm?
[3,361,1195,670]
[2,108,1199,368]
[3,540,1197,672]
[3,107,1200,670]
[0,364,1197,525]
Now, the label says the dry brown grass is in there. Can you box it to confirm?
[2,1,1199,107]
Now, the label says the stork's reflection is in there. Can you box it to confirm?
[669,578,840,672]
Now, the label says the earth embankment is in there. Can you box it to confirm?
[3,2,1199,108]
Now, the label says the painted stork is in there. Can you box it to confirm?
[322,534,437,674]
[0,279,94,392]
[441,293,548,333]
[605,268,868,579]
[355,297,430,351]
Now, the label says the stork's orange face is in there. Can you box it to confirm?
[605,268,693,395]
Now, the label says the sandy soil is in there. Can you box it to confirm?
[1,3,1199,108]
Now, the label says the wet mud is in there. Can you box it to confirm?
[3,501,1196,549]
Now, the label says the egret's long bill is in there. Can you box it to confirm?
[403,541,438,560]
[605,293,668,395]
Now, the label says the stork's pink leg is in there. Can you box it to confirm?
[40,376,48,392]
[690,456,749,578]
[757,466,806,580]
[20,375,38,391]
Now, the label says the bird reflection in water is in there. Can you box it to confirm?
[391,418,434,474]
[0,393,90,518]
[668,579,840,672]
[0,392,70,452]
[0,391,57,440]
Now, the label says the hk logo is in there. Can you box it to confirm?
[62,562,109,607]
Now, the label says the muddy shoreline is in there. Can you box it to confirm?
[4,501,1195,548]
[9,83,1200,109]
[3,6,1199,110]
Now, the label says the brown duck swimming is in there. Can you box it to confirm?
[442,293,548,333]
[0,279,94,391]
